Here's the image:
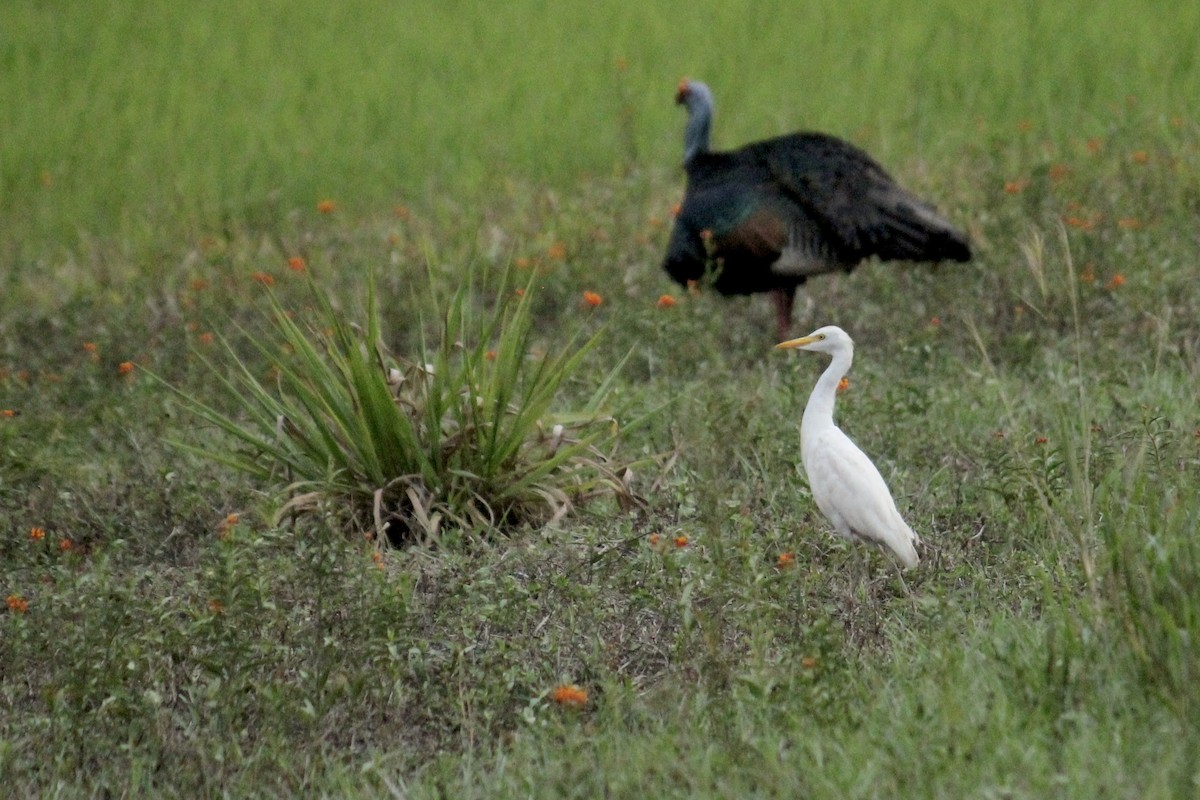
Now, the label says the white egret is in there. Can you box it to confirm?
[776,326,920,569]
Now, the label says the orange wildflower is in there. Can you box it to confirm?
[6,595,29,614]
[582,290,603,308]
[673,535,689,548]
[928,316,942,328]
[2,409,16,418]
[514,256,532,269]
[208,599,225,615]
[993,430,1006,439]
[30,527,45,541]
[83,342,98,354]
[670,202,682,217]
[371,550,385,570]
[837,377,850,392]
[1063,216,1096,231]
[777,552,795,569]
[1048,163,1070,182]
[1086,138,1102,155]
[1017,120,1033,133]
[648,533,661,546]
[485,350,497,361]
[117,361,134,376]
[801,656,818,669]
[198,332,215,345]
[546,242,568,261]
[686,279,701,297]
[1117,218,1142,230]
[514,288,526,297]
[1130,150,1149,164]
[1035,436,1048,445]
[251,271,275,286]
[217,513,240,539]
[58,538,73,552]
[1079,263,1095,284]
[316,199,336,213]
[287,256,307,272]
[1003,179,1028,195]
[550,684,589,708]
[656,294,677,309]
[393,205,411,221]
[1106,274,1126,290]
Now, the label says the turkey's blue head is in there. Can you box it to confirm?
[676,79,714,166]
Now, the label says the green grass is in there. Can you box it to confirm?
[3,1,1200,797]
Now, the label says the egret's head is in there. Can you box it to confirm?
[774,325,854,356]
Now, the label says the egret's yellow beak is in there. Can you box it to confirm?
[775,335,818,350]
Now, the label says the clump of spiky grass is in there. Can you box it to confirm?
[168,268,641,544]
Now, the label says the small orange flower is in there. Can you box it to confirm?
[928,316,942,328]
[1035,436,1048,445]
[393,205,411,221]
[801,656,818,669]
[1048,163,1070,182]
[6,595,29,614]
[208,598,225,615]
[1106,274,1126,290]
[686,279,701,297]
[514,256,532,269]
[485,350,497,361]
[582,290,603,308]
[371,550,385,570]
[217,513,239,539]
[30,527,45,541]
[316,199,336,213]
[1130,150,1149,164]
[117,361,134,376]
[198,332,215,345]
[83,342,98,354]
[647,215,664,229]
[1063,215,1096,231]
[189,278,210,292]
[1117,218,1142,230]
[670,202,682,217]
[673,535,689,548]
[1003,179,1028,195]
[2,409,15,418]
[546,242,568,261]
[648,533,661,546]
[1080,263,1096,284]
[251,271,275,286]
[656,294,677,309]
[837,377,850,392]
[1017,120,1033,133]
[777,552,795,569]
[1086,138,1102,155]
[993,430,1006,440]
[287,256,307,272]
[514,288,526,297]
[550,684,589,708]
[58,538,73,552]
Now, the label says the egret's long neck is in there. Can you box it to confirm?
[682,99,712,165]
[802,348,853,434]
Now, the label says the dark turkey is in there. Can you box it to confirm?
[664,79,972,340]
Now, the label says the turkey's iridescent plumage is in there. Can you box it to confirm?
[665,80,971,340]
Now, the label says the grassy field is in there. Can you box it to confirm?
[3,1,1200,796]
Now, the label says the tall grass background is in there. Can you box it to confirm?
[3,0,1200,797]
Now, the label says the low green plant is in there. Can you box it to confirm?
[166,268,641,544]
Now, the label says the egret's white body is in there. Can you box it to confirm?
[776,326,920,569]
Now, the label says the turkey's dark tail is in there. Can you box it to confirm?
[875,196,972,264]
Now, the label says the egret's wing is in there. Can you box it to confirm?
[803,426,919,566]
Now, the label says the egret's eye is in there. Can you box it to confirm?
[818,334,826,340]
